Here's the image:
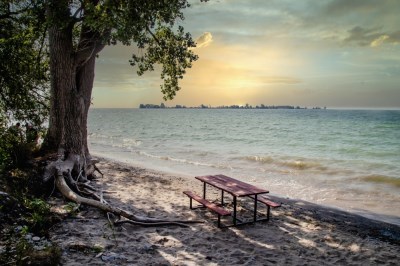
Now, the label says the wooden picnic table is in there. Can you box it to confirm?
[195,174,270,226]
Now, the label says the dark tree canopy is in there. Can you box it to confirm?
[0,0,206,227]
[1,0,203,154]
[1,0,201,124]
[0,1,49,126]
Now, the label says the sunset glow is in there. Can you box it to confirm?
[93,0,400,109]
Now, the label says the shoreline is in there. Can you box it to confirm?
[91,152,400,227]
[93,156,400,241]
[49,157,400,265]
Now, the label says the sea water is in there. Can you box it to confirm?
[88,108,400,225]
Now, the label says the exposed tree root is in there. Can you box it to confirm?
[44,154,202,227]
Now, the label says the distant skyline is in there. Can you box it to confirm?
[93,0,400,109]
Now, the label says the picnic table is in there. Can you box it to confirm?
[183,174,281,227]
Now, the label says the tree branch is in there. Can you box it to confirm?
[146,25,161,46]
[75,28,111,67]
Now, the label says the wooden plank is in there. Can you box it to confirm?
[195,175,239,195]
[215,174,269,195]
[196,175,269,197]
[249,195,281,207]
[183,191,231,216]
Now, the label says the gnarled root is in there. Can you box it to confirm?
[46,154,202,227]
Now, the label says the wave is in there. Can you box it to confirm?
[244,155,275,164]
[281,160,328,171]
[360,175,400,188]
[243,155,327,171]
[136,151,232,169]
[122,138,142,147]
[88,132,116,139]
[89,133,142,148]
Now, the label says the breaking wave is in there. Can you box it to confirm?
[360,175,400,188]
[136,151,232,169]
[244,155,327,171]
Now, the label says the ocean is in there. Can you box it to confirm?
[87,108,400,225]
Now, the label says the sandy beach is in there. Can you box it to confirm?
[49,157,400,265]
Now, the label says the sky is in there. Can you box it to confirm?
[92,0,400,109]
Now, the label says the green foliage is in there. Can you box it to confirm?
[5,235,61,266]
[64,202,80,216]
[20,225,29,235]
[24,198,51,234]
[0,2,49,172]
[131,24,198,100]
[0,194,60,265]
[0,117,12,170]
[0,124,32,170]
[0,1,49,125]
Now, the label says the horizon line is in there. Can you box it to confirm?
[90,106,400,110]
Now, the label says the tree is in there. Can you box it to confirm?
[1,0,204,226]
[0,1,49,127]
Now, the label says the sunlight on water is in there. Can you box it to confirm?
[88,109,400,225]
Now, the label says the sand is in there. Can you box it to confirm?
[49,157,400,265]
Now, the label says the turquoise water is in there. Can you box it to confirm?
[88,109,400,225]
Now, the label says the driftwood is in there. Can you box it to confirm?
[44,151,202,227]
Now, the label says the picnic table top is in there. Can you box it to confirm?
[195,174,269,197]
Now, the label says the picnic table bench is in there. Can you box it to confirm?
[183,174,281,228]
[183,191,231,227]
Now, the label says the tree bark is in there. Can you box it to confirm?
[44,25,73,152]
[44,3,104,158]
[76,56,96,158]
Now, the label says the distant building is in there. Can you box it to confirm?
[139,103,319,110]
[139,104,161,108]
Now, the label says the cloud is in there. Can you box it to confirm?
[344,26,381,46]
[387,30,400,45]
[344,26,400,47]
[324,0,378,15]
[195,32,213,48]
[370,35,390,47]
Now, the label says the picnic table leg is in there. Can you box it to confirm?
[203,182,206,199]
[221,190,224,206]
[253,194,258,223]
[233,196,237,226]
[189,197,193,209]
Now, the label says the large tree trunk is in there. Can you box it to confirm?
[41,2,200,227]
[44,7,93,159]
[44,24,73,153]
[44,3,98,159]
